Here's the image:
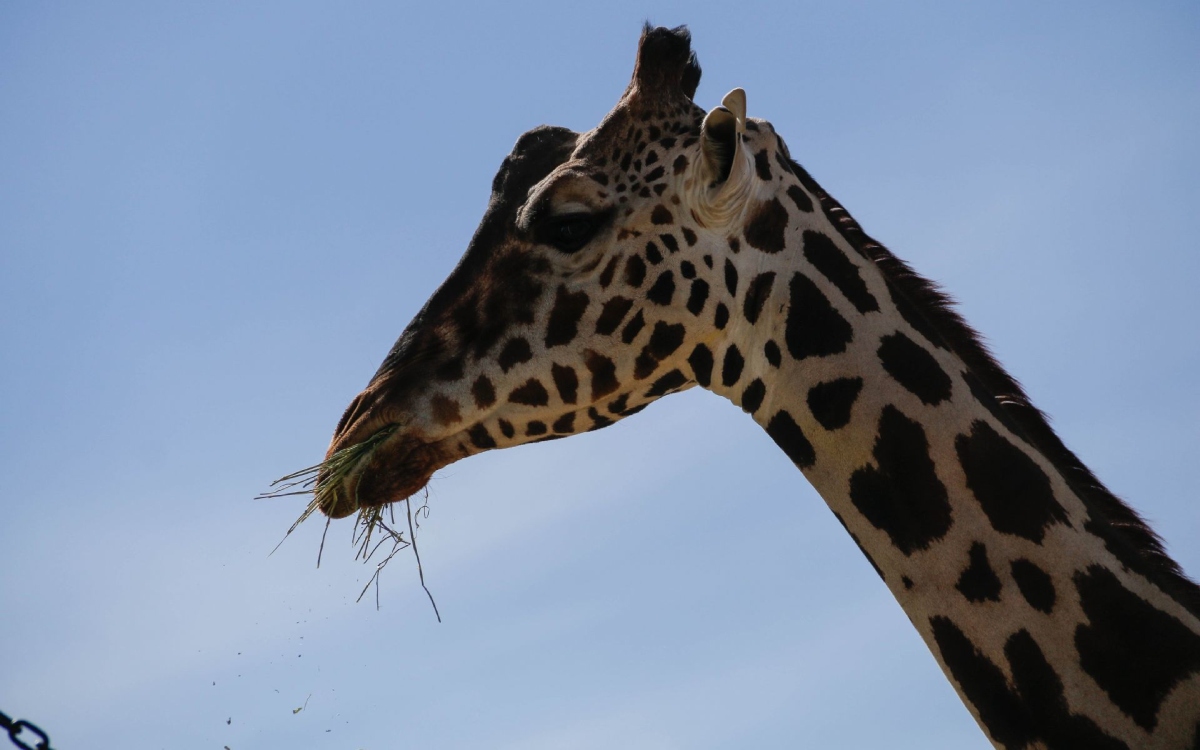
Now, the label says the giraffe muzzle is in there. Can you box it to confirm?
[317,427,446,519]
[319,386,449,519]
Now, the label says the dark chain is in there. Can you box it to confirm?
[0,710,53,750]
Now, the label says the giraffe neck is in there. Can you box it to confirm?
[703,165,1200,749]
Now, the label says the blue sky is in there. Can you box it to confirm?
[1,2,1197,748]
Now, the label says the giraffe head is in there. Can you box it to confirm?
[320,25,806,518]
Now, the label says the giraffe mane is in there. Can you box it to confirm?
[784,157,1200,618]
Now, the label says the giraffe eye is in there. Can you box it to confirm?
[541,213,601,254]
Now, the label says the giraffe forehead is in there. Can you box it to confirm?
[397,126,580,333]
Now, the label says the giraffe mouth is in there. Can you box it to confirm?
[316,431,446,519]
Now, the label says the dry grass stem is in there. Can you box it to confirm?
[258,425,440,620]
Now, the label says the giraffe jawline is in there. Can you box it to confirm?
[318,437,442,519]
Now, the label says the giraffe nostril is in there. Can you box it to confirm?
[333,391,371,445]
[327,386,407,461]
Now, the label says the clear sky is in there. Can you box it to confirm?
[2,2,1198,748]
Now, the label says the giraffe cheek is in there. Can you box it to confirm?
[429,395,463,427]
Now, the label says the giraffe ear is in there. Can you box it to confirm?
[701,107,737,183]
[700,88,749,187]
[692,88,754,226]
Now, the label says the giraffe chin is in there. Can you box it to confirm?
[318,438,443,520]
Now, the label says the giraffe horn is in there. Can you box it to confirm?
[628,24,702,101]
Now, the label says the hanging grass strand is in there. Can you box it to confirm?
[258,424,441,620]
[258,424,400,552]
[406,491,440,622]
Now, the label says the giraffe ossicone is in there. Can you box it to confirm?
[313,25,1200,750]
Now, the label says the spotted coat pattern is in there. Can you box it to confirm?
[321,26,1200,750]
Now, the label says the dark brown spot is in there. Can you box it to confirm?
[763,340,782,367]
[956,420,1067,544]
[645,368,688,398]
[525,420,547,436]
[585,350,620,399]
[647,321,685,360]
[625,254,647,288]
[786,185,813,213]
[785,273,853,360]
[956,542,1002,603]
[430,395,462,426]
[688,343,713,387]
[878,332,952,405]
[552,412,575,433]
[595,296,634,335]
[754,149,772,181]
[599,256,618,288]
[645,241,663,265]
[647,270,675,305]
[802,230,878,314]
[468,424,496,450]
[607,394,628,414]
[634,321,686,380]
[743,272,775,325]
[1011,559,1056,614]
[686,279,709,315]
[741,379,766,414]
[472,375,495,409]
[850,406,952,555]
[508,379,549,406]
[620,309,646,344]
[587,406,614,430]
[545,285,589,348]
[721,345,744,387]
[498,337,533,373]
[765,409,815,468]
[714,302,729,330]
[744,197,788,254]
[551,363,578,405]
[806,377,863,431]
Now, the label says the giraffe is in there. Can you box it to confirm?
[315,26,1200,749]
